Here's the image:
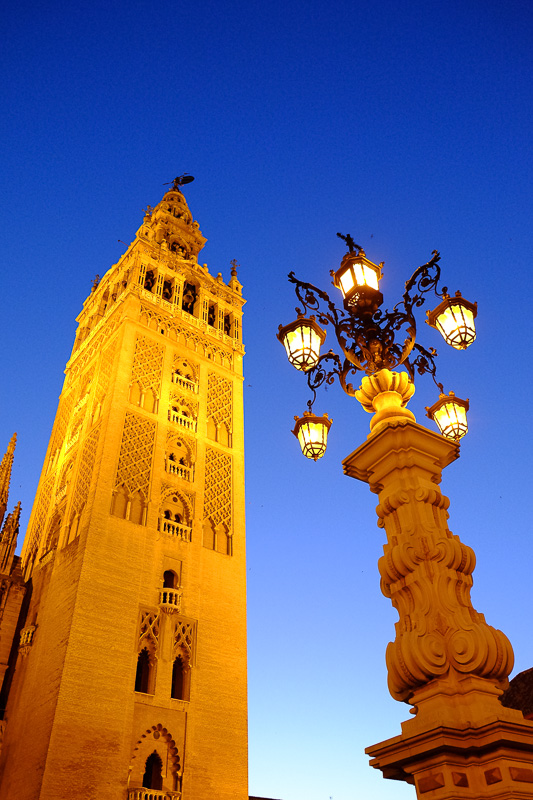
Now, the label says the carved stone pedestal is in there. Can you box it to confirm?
[343,416,533,799]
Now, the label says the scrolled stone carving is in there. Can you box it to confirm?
[344,419,515,706]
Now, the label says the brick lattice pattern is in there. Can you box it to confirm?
[203,447,231,528]
[114,412,156,495]
[207,372,232,429]
[131,335,164,393]
[72,425,100,515]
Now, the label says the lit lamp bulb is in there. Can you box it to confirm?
[292,411,332,460]
[426,291,477,350]
[277,315,326,372]
[426,392,469,440]
[332,250,383,311]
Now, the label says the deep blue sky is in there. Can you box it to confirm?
[2,1,533,798]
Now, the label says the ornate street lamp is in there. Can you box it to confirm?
[426,291,477,350]
[277,314,326,372]
[276,239,533,799]
[292,410,332,460]
[331,236,383,312]
[278,233,475,452]
[426,391,469,440]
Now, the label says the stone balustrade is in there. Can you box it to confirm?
[171,374,197,393]
[161,520,192,542]
[159,588,182,613]
[167,411,196,432]
[166,461,192,481]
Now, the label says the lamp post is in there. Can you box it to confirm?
[278,236,533,799]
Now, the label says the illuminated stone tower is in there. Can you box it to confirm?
[0,179,248,799]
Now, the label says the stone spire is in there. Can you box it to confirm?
[0,501,21,575]
[0,434,16,526]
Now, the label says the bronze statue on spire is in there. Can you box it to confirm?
[164,174,195,192]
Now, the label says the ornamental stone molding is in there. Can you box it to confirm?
[344,418,533,797]
[355,369,416,433]
[344,421,513,707]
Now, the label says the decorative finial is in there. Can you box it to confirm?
[230,259,239,277]
[163,174,195,192]
[91,275,100,292]
[336,232,361,253]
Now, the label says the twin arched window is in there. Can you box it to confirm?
[135,648,153,694]
[142,751,163,790]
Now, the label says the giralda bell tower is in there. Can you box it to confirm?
[0,177,248,800]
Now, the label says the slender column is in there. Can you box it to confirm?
[343,369,533,799]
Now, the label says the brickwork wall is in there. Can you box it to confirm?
[0,235,248,800]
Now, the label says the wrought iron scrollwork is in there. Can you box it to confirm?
[287,245,448,407]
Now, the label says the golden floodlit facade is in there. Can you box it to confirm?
[0,181,248,799]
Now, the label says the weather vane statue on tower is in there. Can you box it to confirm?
[164,174,195,193]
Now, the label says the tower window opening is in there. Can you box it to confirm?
[208,305,216,327]
[163,570,178,589]
[162,280,173,301]
[142,751,163,790]
[144,270,156,292]
[171,655,188,700]
[224,314,232,335]
[182,283,197,314]
[129,490,146,525]
[135,647,152,694]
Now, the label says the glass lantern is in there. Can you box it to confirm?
[292,411,332,460]
[426,392,469,440]
[332,249,383,311]
[427,292,477,350]
[277,315,326,372]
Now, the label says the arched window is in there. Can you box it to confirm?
[142,751,163,790]
[182,283,197,314]
[161,495,187,527]
[218,422,230,447]
[144,270,156,292]
[45,514,62,553]
[202,519,216,550]
[129,382,142,407]
[142,388,158,414]
[135,648,152,694]
[129,491,145,526]
[163,570,178,589]
[171,656,185,700]
[162,280,173,301]
[216,522,230,555]
[207,417,217,441]
[112,486,129,519]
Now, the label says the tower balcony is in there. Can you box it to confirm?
[171,373,197,393]
[161,519,192,542]
[165,461,192,481]
[159,587,183,613]
[167,411,197,432]
[128,790,181,800]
